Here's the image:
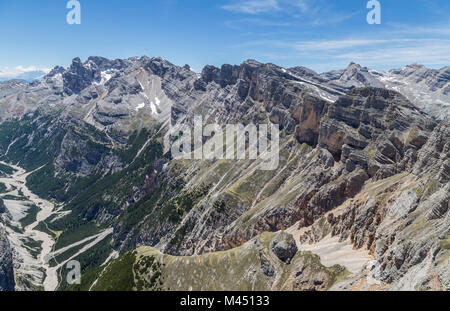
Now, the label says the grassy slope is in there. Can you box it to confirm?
[68,232,350,291]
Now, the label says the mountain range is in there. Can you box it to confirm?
[0,70,49,83]
[0,56,448,291]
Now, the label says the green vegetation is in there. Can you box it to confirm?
[54,222,100,250]
[440,237,450,250]
[35,221,59,240]
[116,128,151,163]
[51,139,163,231]
[59,236,114,291]
[26,164,66,201]
[161,183,211,224]
[65,265,104,291]
[0,114,66,171]
[15,275,44,292]
[169,221,195,250]
[0,182,7,193]
[22,238,43,259]
[0,163,16,177]
[49,239,94,267]
[1,194,27,201]
[134,255,164,291]
[405,126,419,146]
[19,204,40,228]
[114,185,164,241]
[70,251,137,291]
[363,146,376,160]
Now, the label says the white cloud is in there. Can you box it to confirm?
[222,0,359,27]
[222,0,281,15]
[0,65,51,79]
[224,18,293,30]
[233,39,392,51]
[334,39,450,67]
[311,11,360,26]
[231,36,450,71]
[386,23,450,36]
[221,0,319,15]
[293,39,392,51]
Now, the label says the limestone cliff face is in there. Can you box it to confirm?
[300,119,450,291]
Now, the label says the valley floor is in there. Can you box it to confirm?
[0,162,112,291]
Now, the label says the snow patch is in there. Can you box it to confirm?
[94,70,116,85]
[135,103,145,112]
[150,102,158,114]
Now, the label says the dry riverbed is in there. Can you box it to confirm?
[0,161,112,291]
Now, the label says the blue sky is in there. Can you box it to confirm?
[1,0,449,77]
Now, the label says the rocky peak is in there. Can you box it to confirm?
[46,66,65,78]
[338,63,384,88]
[86,56,112,68]
[200,62,249,88]
[61,56,136,95]
[389,64,436,83]
[63,57,101,95]
[346,62,363,71]
[146,57,170,74]
[288,66,318,79]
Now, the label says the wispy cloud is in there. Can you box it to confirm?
[231,36,450,71]
[224,18,294,30]
[386,23,450,36]
[222,0,359,27]
[311,11,360,26]
[293,0,311,14]
[293,39,398,51]
[221,0,281,15]
[221,0,320,16]
[233,38,391,50]
[334,39,450,66]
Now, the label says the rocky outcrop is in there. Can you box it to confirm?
[0,198,6,214]
[0,225,15,291]
[413,119,450,183]
[270,232,298,264]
